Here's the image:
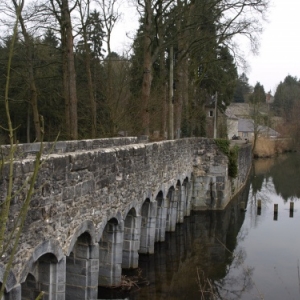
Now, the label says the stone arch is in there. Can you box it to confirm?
[139,198,157,254]
[96,211,123,242]
[20,239,65,300]
[66,220,96,256]
[155,191,167,242]
[66,229,98,300]
[21,273,37,300]
[22,253,64,300]
[0,263,17,293]
[122,208,141,269]
[0,283,9,300]
[0,264,20,300]
[98,217,123,287]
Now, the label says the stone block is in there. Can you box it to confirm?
[56,293,65,300]
[114,245,123,264]
[122,240,131,251]
[99,250,110,263]
[86,270,98,287]
[65,273,87,287]
[74,244,89,259]
[56,284,65,293]
[98,266,113,278]
[88,259,99,273]
[66,257,87,275]
[62,186,75,201]
[81,180,95,196]
[87,287,98,299]
[39,283,50,292]
[132,240,141,251]
[65,285,86,300]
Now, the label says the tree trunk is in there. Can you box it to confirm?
[158,1,167,139]
[141,0,153,136]
[175,60,183,139]
[85,51,97,138]
[62,0,78,140]
[174,0,193,138]
[168,46,174,140]
[160,56,167,139]
[13,0,41,142]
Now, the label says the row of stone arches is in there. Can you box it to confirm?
[1,176,193,300]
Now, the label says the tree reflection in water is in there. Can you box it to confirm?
[122,180,260,300]
[252,153,300,202]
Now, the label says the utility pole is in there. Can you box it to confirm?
[168,46,174,140]
[213,91,218,139]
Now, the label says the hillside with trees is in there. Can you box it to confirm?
[273,75,300,146]
[0,0,269,143]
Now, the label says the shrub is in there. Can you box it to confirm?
[214,139,239,178]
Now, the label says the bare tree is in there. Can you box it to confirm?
[97,0,120,56]
[0,2,44,297]
[96,0,124,136]
[48,0,78,140]
[77,0,98,138]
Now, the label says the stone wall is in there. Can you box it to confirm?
[0,136,147,159]
[192,140,252,210]
[0,137,252,299]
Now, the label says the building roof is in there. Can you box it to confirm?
[226,103,251,117]
[238,119,253,132]
[238,119,280,137]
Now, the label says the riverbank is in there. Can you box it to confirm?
[253,136,296,158]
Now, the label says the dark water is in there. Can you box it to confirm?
[99,153,300,300]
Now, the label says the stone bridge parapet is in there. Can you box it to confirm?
[0,136,148,159]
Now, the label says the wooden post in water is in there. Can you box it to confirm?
[274,204,278,221]
[290,202,294,218]
[257,200,262,209]
[257,200,262,215]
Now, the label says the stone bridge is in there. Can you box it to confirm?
[0,137,251,299]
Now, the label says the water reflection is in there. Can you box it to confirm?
[99,181,253,300]
[223,153,300,300]
[252,153,300,201]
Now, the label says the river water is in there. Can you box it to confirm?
[99,153,300,300]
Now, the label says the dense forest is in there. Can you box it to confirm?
[0,0,270,143]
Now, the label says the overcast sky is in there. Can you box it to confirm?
[111,0,300,95]
[246,0,300,94]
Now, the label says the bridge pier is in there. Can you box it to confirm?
[66,233,98,300]
[98,219,123,287]
[166,187,178,232]
[139,200,157,254]
[185,180,192,217]
[155,193,167,242]
[122,209,141,269]
[21,254,65,300]
[178,183,185,223]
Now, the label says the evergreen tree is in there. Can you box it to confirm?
[233,73,251,103]
[274,75,300,120]
[249,82,266,104]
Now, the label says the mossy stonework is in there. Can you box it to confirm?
[214,139,240,178]
[0,137,252,299]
